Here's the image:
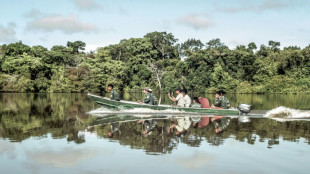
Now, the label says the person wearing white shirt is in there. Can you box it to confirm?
[168,88,185,107]
[181,89,191,108]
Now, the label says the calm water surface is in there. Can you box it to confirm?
[0,93,310,174]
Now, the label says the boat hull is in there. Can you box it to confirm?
[87,93,240,115]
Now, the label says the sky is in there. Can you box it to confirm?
[0,0,310,52]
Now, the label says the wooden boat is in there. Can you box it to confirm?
[87,93,244,115]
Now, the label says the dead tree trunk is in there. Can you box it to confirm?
[147,63,165,105]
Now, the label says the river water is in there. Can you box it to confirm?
[0,93,310,174]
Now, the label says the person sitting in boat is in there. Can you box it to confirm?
[190,97,201,108]
[181,89,191,108]
[107,84,120,101]
[198,97,211,108]
[147,88,158,105]
[211,91,231,109]
[168,88,185,107]
[138,87,157,105]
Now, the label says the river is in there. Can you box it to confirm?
[0,93,309,174]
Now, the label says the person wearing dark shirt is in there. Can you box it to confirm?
[211,91,231,109]
[138,87,157,105]
[107,84,120,101]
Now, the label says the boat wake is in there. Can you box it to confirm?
[264,106,310,121]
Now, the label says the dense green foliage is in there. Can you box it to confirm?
[1,32,310,93]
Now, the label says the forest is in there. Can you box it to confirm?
[0,31,310,93]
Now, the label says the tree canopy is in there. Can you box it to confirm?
[1,32,310,93]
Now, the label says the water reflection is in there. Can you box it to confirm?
[85,114,310,153]
[1,93,310,174]
[1,93,310,153]
[0,93,98,143]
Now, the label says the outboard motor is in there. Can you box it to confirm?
[238,103,251,115]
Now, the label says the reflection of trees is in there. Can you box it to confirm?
[212,118,310,147]
[94,120,177,155]
[0,93,97,143]
[181,134,203,147]
[1,93,310,152]
[93,118,310,154]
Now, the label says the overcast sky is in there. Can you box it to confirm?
[0,0,309,51]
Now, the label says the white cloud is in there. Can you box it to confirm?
[24,9,42,18]
[102,27,116,33]
[26,14,98,34]
[228,40,246,48]
[26,148,104,168]
[172,152,214,169]
[73,0,100,11]
[219,0,291,13]
[85,44,103,52]
[177,14,213,30]
[0,141,16,160]
[119,7,129,15]
[0,24,17,43]
[258,1,289,11]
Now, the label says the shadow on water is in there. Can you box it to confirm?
[1,93,310,155]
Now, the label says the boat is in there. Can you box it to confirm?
[87,93,249,115]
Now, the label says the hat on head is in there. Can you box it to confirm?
[142,87,149,91]
[147,88,152,92]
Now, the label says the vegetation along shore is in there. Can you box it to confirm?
[0,31,309,94]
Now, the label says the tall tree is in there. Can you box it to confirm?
[247,42,257,52]
[4,41,31,56]
[206,38,226,49]
[67,41,86,54]
[144,31,178,60]
[179,38,204,59]
[268,40,280,52]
